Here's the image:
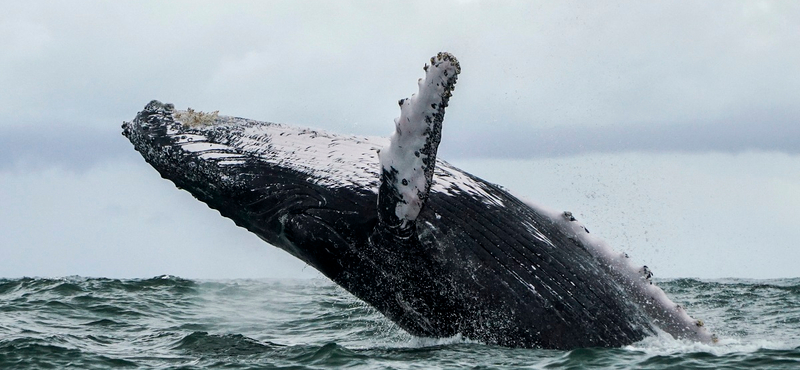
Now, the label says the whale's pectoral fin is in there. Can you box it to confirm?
[375,52,460,237]
[354,53,463,337]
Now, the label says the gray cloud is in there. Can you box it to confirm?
[1,1,799,280]
[440,108,800,159]
[1,107,796,173]
[0,125,133,172]
[1,1,798,165]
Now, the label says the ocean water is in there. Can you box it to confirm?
[0,276,798,369]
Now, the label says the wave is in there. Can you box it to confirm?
[0,276,798,369]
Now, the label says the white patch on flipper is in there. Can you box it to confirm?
[379,53,460,222]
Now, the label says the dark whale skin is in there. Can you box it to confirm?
[122,100,665,349]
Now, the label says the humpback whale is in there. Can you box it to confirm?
[122,52,714,349]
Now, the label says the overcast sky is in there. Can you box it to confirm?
[1,1,798,279]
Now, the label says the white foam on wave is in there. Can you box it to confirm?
[627,328,798,356]
[404,333,482,348]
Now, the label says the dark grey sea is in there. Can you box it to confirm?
[1,276,798,369]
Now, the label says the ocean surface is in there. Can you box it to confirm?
[1,276,798,369]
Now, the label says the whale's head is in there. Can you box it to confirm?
[122,100,382,271]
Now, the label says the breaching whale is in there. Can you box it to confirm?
[122,52,714,349]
